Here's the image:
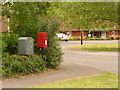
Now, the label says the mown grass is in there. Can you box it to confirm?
[70,43,119,52]
[30,73,118,88]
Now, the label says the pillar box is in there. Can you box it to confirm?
[37,32,48,48]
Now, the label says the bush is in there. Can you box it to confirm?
[69,37,74,41]
[2,52,46,77]
[83,37,114,40]
[35,18,63,68]
[113,36,120,40]
[89,38,107,40]
[83,37,92,40]
[2,33,19,54]
[106,36,112,40]
[44,41,63,68]
[69,37,80,41]
[2,17,63,77]
[73,37,80,40]
[55,37,62,41]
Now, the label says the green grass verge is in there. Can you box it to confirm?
[70,43,119,52]
[30,73,118,88]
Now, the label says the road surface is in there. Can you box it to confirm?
[61,40,118,74]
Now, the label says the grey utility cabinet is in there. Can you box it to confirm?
[18,37,34,55]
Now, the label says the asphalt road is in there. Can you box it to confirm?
[2,40,118,88]
[61,40,118,74]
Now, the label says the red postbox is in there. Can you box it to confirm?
[37,32,48,48]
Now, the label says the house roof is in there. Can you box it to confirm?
[89,29,108,31]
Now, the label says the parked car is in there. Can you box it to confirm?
[56,33,69,42]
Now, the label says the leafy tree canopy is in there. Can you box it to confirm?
[2,2,50,38]
[47,2,118,30]
[2,2,118,31]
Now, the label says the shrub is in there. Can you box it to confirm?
[2,33,19,54]
[2,17,63,78]
[2,18,63,78]
[113,36,120,40]
[1,34,7,53]
[44,41,63,68]
[83,37,92,40]
[73,37,80,40]
[69,37,74,41]
[89,38,107,40]
[35,18,63,68]
[55,37,62,41]
[69,37,80,41]
[2,52,46,77]
[106,36,111,40]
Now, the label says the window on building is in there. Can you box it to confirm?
[112,31,115,36]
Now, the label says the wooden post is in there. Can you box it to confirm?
[92,31,94,38]
[39,48,44,58]
[81,31,83,45]
[41,48,44,55]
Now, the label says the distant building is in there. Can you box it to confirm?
[60,19,120,39]
[60,27,120,39]
[0,16,9,32]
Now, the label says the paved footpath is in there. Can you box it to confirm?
[2,63,105,88]
[2,40,118,88]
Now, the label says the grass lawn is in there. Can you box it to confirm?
[30,73,118,88]
[70,43,119,52]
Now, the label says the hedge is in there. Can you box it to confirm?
[2,52,46,77]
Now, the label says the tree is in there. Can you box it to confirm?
[2,2,50,38]
[47,2,118,44]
